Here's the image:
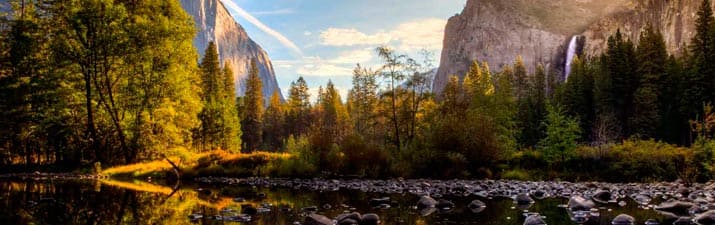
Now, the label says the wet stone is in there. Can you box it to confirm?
[611,214,635,225]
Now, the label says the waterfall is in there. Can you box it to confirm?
[564,36,579,81]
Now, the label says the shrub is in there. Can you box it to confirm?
[502,169,531,181]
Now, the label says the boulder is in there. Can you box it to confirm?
[360,213,380,225]
[416,196,437,209]
[305,214,333,225]
[611,214,635,225]
[523,215,547,225]
[695,211,715,225]
[336,212,362,224]
[655,201,695,216]
[568,196,595,211]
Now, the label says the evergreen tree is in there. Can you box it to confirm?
[287,76,311,137]
[683,0,715,144]
[348,64,378,135]
[631,26,667,138]
[560,56,594,140]
[241,59,264,153]
[539,103,581,167]
[263,90,285,151]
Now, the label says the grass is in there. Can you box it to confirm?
[101,150,291,179]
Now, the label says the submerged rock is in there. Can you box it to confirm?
[436,199,455,210]
[416,196,437,209]
[611,214,635,225]
[568,196,595,211]
[468,199,486,213]
[523,214,547,225]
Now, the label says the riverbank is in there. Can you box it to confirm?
[100,150,290,179]
[0,172,106,180]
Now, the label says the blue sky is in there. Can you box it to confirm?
[221,0,465,99]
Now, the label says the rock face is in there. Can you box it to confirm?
[435,0,708,94]
[180,0,282,99]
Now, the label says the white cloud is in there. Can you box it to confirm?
[250,8,294,16]
[320,28,391,46]
[392,18,446,50]
[331,48,374,64]
[297,63,353,77]
[319,18,446,52]
[304,31,312,36]
[220,0,304,58]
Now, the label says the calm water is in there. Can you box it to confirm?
[0,179,671,225]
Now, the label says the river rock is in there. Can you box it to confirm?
[523,215,547,225]
[336,212,362,223]
[360,213,380,225]
[696,211,715,225]
[416,196,437,209]
[305,213,333,225]
[436,199,455,210]
[592,190,613,203]
[655,201,695,216]
[468,199,486,213]
[611,214,635,225]
[516,193,534,205]
[568,196,595,211]
[673,217,693,225]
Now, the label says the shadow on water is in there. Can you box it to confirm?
[0,179,670,225]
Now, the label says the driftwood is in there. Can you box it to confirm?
[160,154,181,180]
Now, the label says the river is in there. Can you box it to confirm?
[0,178,692,225]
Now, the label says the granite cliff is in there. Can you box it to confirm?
[180,0,282,99]
[435,0,708,94]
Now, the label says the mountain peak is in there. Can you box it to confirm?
[180,0,283,100]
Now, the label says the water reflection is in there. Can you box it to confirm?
[0,180,670,225]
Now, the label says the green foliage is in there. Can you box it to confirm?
[539,103,581,166]
[195,43,241,152]
[263,91,286,151]
[241,60,263,153]
[502,169,532,181]
[692,138,715,182]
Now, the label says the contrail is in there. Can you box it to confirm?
[220,0,304,58]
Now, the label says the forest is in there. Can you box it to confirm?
[2,0,715,183]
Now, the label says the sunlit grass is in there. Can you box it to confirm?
[101,150,291,178]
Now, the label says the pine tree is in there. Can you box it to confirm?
[683,0,715,143]
[631,26,667,138]
[561,56,594,140]
[221,62,241,152]
[539,103,581,167]
[263,90,285,151]
[287,76,311,137]
[241,59,264,153]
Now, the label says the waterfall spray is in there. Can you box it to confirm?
[564,36,579,81]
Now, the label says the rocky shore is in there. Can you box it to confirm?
[0,172,107,180]
[194,177,715,225]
